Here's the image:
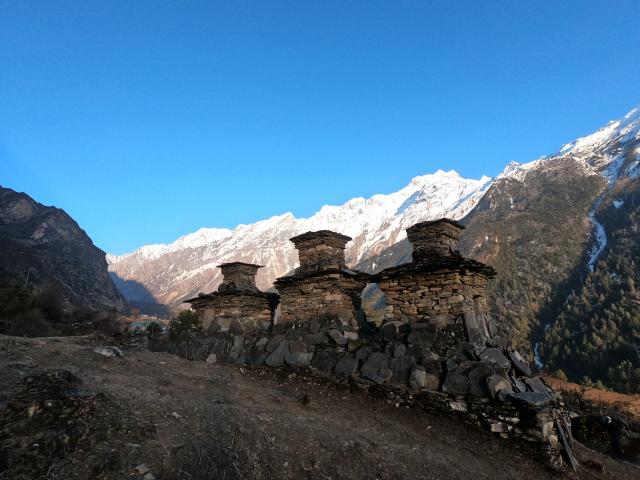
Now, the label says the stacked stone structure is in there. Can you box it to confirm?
[274,231,369,329]
[185,262,278,333]
[373,219,497,349]
[169,221,578,468]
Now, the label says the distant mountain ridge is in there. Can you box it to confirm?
[108,169,493,305]
[0,186,126,311]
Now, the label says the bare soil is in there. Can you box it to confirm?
[1,334,638,480]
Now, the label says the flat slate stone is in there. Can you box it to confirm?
[508,391,552,408]
[479,348,511,370]
[464,311,485,347]
[442,372,469,396]
[524,377,551,395]
[509,350,533,376]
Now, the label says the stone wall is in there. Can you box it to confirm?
[186,262,277,334]
[154,311,575,468]
[188,291,277,333]
[167,220,577,468]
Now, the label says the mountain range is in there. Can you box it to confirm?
[108,106,640,391]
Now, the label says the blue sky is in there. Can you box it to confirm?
[2,1,639,254]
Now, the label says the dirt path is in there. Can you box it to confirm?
[1,335,638,480]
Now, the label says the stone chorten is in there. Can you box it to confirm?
[185,262,278,333]
[372,218,497,350]
[274,230,368,328]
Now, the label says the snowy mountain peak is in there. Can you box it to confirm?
[560,105,640,155]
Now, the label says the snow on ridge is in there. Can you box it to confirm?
[110,169,492,262]
[497,158,546,182]
[560,106,640,155]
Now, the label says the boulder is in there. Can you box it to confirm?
[311,350,335,373]
[389,356,414,384]
[327,329,348,345]
[409,364,426,389]
[381,322,398,342]
[285,341,314,366]
[228,335,245,363]
[93,346,124,358]
[524,377,552,396]
[509,350,532,376]
[334,356,359,376]
[486,374,513,400]
[442,372,469,396]
[205,353,217,365]
[355,346,373,361]
[362,352,390,384]
[479,348,511,370]
[468,363,496,397]
[265,340,289,367]
[393,343,407,358]
[266,335,284,352]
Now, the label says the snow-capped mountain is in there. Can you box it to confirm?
[108,169,492,305]
[108,106,640,312]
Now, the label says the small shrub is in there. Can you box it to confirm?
[552,369,568,382]
[169,310,201,338]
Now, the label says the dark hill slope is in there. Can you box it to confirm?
[0,186,125,311]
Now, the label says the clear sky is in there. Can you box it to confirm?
[2,1,639,254]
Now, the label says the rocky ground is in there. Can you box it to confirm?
[1,334,638,480]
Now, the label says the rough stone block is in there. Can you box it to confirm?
[311,350,335,373]
[486,374,513,399]
[334,356,359,376]
[266,340,289,367]
[266,335,284,353]
[362,352,390,384]
[442,372,469,396]
[327,329,348,345]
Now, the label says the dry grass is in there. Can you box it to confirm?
[544,375,640,423]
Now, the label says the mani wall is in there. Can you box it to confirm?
[152,219,578,469]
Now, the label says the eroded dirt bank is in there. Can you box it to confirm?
[1,334,637,480]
